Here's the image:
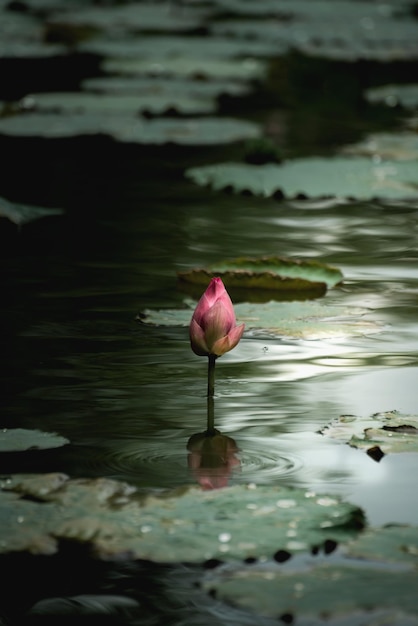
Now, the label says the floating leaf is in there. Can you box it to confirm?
[342,132,418,162]
[23,84,243,116]
[81,34,276,64]
[0,113,260,145]
[0,474,364,561]
[202,527,418,621]
[0,196,64,226]
[177,256,343,296]
[81,75,250,115]
[102,56,265,82]
[49,3,209,35]
[186,157,418,200]
[141,299,380,340]
[0,429,69,452]
[211,1,418,62]
[365,84,418,111]
[320,411,418,456]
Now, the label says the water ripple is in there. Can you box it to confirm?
[77,434,303,490]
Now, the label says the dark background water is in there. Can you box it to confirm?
[1,2,418,623]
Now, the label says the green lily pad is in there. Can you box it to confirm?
[0,196,64,227]
[342,132,418,161]
[320,411,418,456]
[0,113,260,145]
[365,84,418,111]
[177,256,343,295]
[202,528,418,621]
[0,429,69,452]
[49,3,209,34]
[346,525,418,565]
[102,56,265,82]
[211,1,418,61]
[0,474,364,561]
[141,299,380,340]
[186,157,418,200]
[81,76,250,115]
[80,34,276,64]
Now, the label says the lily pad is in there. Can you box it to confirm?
[342,132,418,162]
[48,4,209,35]
[141,299,380,340]
[80,34,277,64]
[365,84,418,111]
[177,256,343,295]
[81,75,250,115]
[102,56,265,82]
[185,157,418,200]
[0,474,364,561]
[0,196,64,226]
[320,411,418,456]
[211,1,418,61]
[0,113,260,145]
[202,527,418,622]
[0,429,69,452]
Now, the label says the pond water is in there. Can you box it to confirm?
[3,170,418,621]
[2,158,418,523]
[1,6,418,621]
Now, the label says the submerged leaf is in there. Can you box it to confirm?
[0,475,364,562]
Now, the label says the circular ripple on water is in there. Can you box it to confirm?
[78,435,303,489]
[235,436,304,484]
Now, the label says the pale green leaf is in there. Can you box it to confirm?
[321,411,418,455]
[0,429,69,452]
[0,475,364,561]
[186,157,418,200]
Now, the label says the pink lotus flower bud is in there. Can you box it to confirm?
[190,277,245,357]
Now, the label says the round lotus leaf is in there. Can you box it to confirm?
[80,34,277,62]
[48,4,209,34]
[346,525,418,565]
[0,475,364,561]
[0,113,260,145]
[342,132,418,161]
[81,76,250,115]
[141,299,381,340]
[211,1,418,61]
[186,157,418,200]
[202,558,418,621]
[177,256,343,294]
[320,411,418,456]
[0,429,69,452]
[365,84,418,111]
[102,56,266,81]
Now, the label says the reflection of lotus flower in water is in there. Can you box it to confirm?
[187,431,240,490]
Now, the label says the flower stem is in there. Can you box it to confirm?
[207,354,216,398]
